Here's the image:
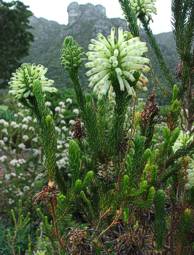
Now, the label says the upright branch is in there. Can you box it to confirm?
[61,36,102,160]
[61,36,86,114]
[112,86,129,158]
[172,0,194,131]
[85,27,150,157]
[119,0,175,89]
[33,81,57,186]
[139,15,175,88]
[140,91,159,148]
[119,0,140,37]
[9,64,62,188]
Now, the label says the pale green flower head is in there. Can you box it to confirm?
[130,0,157,20]
[173,131,194,153]
[9,63,57,101]
[86,27,150,98]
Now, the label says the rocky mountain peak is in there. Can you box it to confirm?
[67,1,106,25]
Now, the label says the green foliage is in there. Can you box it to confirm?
[0,105,14,121]
[2,2,194,254]
[112,92,130,158]
[154,190,166,249]
[171,0,194,130]
[69,140,81,182]
[83,96,100,159]
[178,208,193,243]
[0,0,33,86]
[142,17,175,88]
[33,80,57,183]
[83,171,94,187]
[119,0,139,36]
[6,201,31,254]
[95,98,113,160]
[0,224,10,255]
[172,0,194,63]
[36,208,57,252]
[134,186,156,208]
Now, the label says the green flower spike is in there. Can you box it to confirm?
[61,36,84,71]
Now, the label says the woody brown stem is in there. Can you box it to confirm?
[50,198,65,250]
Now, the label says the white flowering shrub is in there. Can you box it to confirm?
[0,98,78,210]
[0,105,39,207]
[1,0,194,251]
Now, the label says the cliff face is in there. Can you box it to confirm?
[67,2,106,25]
[65,1,127,41]
[23,2,178,88]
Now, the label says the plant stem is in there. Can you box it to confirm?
[119,0,140,37]
[182,62,193,131]
[112,86,129,158]
[140,16,175,88]
[70,71,86,115]
[32,81,67,192]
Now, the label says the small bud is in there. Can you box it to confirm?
[122,175,130,194]
[143,148,152,160]
[83,171,94,187]
[74,179,83,193]
[45,115,53,126]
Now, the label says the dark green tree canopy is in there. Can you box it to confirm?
[0,0,33,87]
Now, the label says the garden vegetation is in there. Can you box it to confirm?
[0,0,194,254]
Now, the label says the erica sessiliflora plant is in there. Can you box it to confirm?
[9,63,58,187]
[85,27,151,155]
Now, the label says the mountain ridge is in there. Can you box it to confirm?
[23,2,178,88]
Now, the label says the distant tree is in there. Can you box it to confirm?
[0,0,33,87]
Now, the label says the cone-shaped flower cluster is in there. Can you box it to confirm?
[9,64,56,100]
[61,36,83,71]
[85,27,150,97]
[130,0,157,20]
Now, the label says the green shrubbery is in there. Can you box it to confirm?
[0,0,194,254]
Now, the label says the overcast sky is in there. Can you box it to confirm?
[18,0,172,34]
